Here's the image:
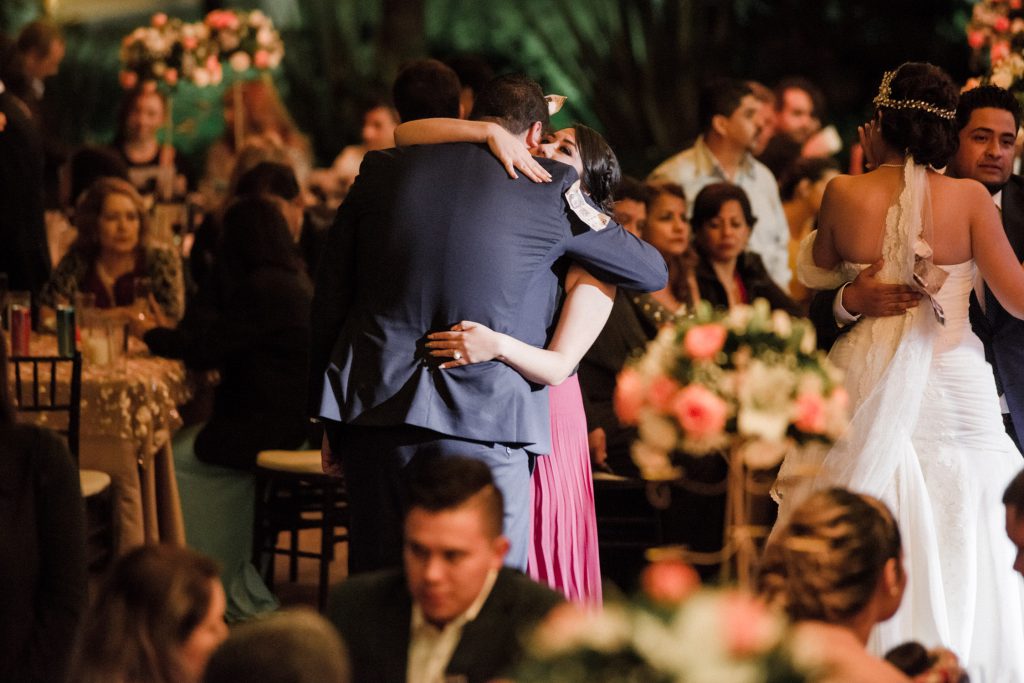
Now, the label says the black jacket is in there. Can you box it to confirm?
[694,249,802,316]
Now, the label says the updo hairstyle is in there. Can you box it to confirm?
[877,62,959,168]
[757,488,902,623]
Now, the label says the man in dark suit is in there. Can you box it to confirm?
[327,455,563,683]
[0,77,50,296]
[808,85,1024,450]
[309,74,668,573]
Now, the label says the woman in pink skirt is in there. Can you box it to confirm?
[403,118,625,606]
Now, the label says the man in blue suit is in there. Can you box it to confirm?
[309,74,668,573]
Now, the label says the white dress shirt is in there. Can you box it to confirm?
[648,136,792,289]
[406,569,498,683]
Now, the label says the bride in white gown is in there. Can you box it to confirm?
[774,62,1024,681]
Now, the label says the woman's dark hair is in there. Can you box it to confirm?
[113,86,168,147]
[691,182,757,234]
[218,196,303,282]
[876,62,959,168]
[758,488,903,623]
[0,329,14,425]
[574,124,621,213]
[68,544,220,683]
[71,176,149,261]
[779,156,840,202]
[68,146,131,208]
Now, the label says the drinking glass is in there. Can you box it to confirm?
[7,291,31,355]
[133,277,152,321]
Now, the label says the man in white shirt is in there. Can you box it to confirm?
[327,455,563,683]
[648,77,791,289]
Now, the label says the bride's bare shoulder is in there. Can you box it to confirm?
[931,172,990,201]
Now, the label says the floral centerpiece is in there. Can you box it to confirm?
[965,0,1024,101]
[119,13,220,90]
[615,299,847,479]
[514,558,816,682]
[204,9,284,76]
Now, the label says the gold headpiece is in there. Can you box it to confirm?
[872,69,956,121]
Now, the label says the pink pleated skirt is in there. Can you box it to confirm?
[528,374,602,606]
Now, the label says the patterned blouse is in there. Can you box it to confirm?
[39,246,185,322]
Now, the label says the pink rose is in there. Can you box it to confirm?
[991,40,1011,63]
[205,55,220,71]
[829,386,849,412]
[671,385,728,439]
[151,12,168,27]
[683,324,727,361]
[164,68,179,86]
[794,392,826,434]
[182,36,199,51]
[119,70,138,89]
[1013,0,1022,10]
[995,16,1011,33]
[720,593,779,655]
[641,559,700,605]
[967,30,986,50]
[253,49,271,70]
[614,367,644,425]
[648,375,680,413]
[142,80,158,94]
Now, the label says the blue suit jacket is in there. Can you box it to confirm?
[309,142,667,454]
[975,174,1024,443]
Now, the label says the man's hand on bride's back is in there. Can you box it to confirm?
[426,320,507,368]
[843,259,922,317]
[484,122,552,183]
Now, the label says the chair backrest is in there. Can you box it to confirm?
[9,353,82,463]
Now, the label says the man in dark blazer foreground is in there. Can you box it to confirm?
[309,74,668,573]
[327,455,563,683]
[808,85,1024,451]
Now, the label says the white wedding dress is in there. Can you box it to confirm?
[776,160,1024,681]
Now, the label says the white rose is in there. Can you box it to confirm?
[229,51,251,72]
[771,309,792,338]
[992,70,1014,89]
[639,414,680,452]
[192,67,210,87]
[737,408,789,442]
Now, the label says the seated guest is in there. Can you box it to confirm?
[142,196,312,620]
[612,175,649,238]
[39,176,184,320]
[1004,468,1024,576]
[111,85,190,199]
[780,157,840,308]
[578,181,695,475]
[232,160,327,276]
[758,488,963,683]
[691,182,801,315]
[392,58,462,122]
[69,544,228,683]
[0,329,87,683]
[328,455,563,683]
[203,609,350,683]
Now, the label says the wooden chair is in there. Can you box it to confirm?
[252,450,349,611]
[10,353,115,571]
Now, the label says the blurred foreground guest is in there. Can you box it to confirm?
[111,85,190,198]
[39,177,184,321]
[780,156,840,306]
[649,77,791,288]
[578,181,696,475]
[1004,468,1024,577]
[203,609,349,683]
[612,175,649,237]
[144,196,311,620]
[393,58,461,122]
[69,544,228,683]
[330,98,399,196]
[759,488,963,683]
[0,72,50,295]
[328,455,563,683]
[200,79,312,208]
[0,328,87,683]
[691,182,800,315]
